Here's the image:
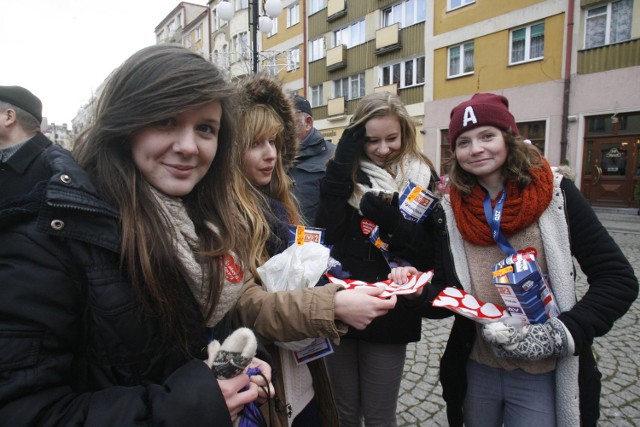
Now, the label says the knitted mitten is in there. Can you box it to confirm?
[482,317,571,361]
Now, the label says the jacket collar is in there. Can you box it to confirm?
[1,133,51,174]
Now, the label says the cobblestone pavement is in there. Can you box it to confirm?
[397,228,640,426]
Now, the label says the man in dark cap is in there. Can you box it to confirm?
[0,85,56,200]
[289,94,335,225]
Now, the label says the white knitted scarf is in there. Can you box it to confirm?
[347,155,432,213]
[150,187,244,327]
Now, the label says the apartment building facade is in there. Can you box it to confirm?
[307,1,429,148]
[151,0,639,208]
[423,0,640,208]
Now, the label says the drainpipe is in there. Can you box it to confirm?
[301,0,307,97]
[560,0,575,165]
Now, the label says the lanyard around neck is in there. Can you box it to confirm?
[483,189,517,255]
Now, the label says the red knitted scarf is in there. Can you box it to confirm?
[450,158,554,246]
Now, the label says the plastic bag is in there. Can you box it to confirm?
[257,242,330,350]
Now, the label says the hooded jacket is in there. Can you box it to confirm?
[0,145,233,426]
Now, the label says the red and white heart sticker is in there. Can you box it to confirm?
[432,287,509,324]
[325,270,434,298]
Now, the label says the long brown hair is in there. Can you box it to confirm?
[447,130,544,196]
[74,45,248,347]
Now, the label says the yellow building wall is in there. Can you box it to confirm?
[434,0,546,34]
[434,13,565,99]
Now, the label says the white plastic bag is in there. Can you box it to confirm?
[257,242,330,351]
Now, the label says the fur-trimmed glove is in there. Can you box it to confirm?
[481,317,573,361]
[359,191,401,233]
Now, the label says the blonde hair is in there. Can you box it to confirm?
[234,104,301,278]
[349,92,434,190]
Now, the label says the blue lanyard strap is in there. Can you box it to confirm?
[483,190,517,255]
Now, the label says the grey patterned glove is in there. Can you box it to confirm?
[482,317,572,361]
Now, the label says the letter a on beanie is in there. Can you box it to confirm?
[462,106,478,128]
[448,93,519,150]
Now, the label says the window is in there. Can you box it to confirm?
[264,57,278,76]
[311,85,324,107]
[267,16,279,36]
[233,32,249,60]
[212,9,220,31]
[334,19,366,48]
[333,73,365,100]
[168,19,176,33]
[195,26,202,42]
[236,0,248,9]
[222,44,229,68]
[287,48,300,71]
[380,57,425,88]
[287,3,300,27]
[510,22,544,64]
[585,0,632,49]
[517,121,546,154]
[448,0,474,11]
[309,38,325,62]
[310,0,324,14]
[382,0,426,28]
[448,42,474,77]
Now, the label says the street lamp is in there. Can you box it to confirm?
[218,0,283,73]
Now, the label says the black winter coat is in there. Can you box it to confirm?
[316,159,438,344]
[0,132,53,200]
[0,145,232,426]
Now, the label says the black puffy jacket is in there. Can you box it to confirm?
[0,145,231,426]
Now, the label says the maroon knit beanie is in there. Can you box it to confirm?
[448,93,518,150]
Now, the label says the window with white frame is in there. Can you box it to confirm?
[287,48,300,71]
[333,73,365,100]
[287,3,300,27]
[310,0,324,14]
[382,0,426,28]
[268,16,278,36]
[585,0,632,49]
[380,57,425,88]
[448,0,474,11]
[222,44,229,68]
[236,0,248,9]
[510,22,544,64]
[168,19,176,33]
[308,37,325,62]
[448,41,474,77]
[195,26,202,42]
[212,9,220,31]
[311,85,324,107]
[233,32,249,60]
[333,19,366,48]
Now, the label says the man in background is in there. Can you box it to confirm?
[289,94,335,226]
[0,86,54,200]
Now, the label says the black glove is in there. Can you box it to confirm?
[334,124,367,165]
[359,191,402,233]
